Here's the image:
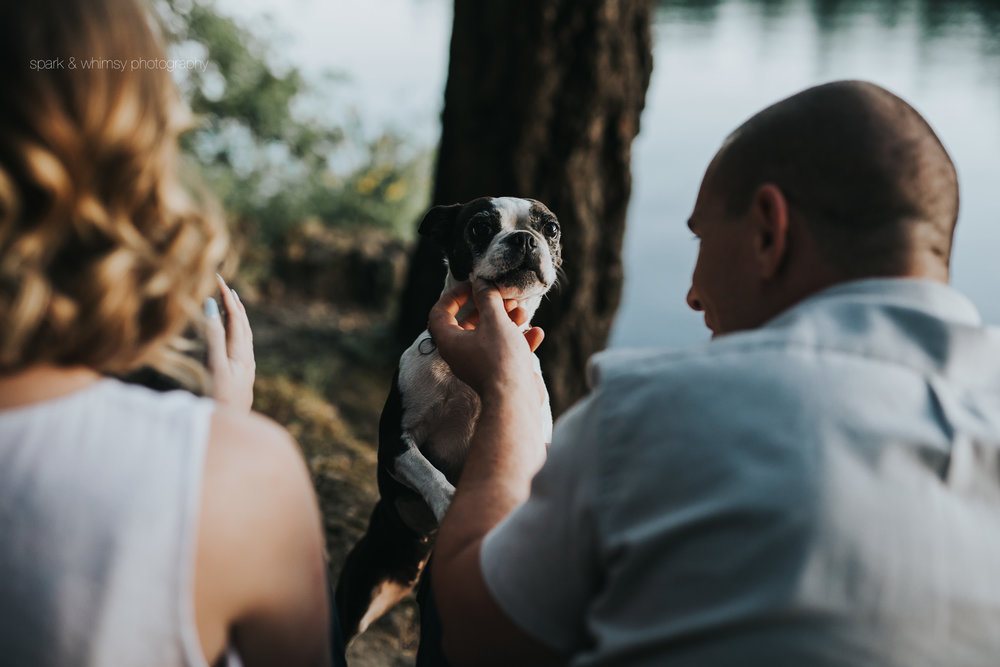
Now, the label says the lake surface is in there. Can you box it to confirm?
[215,0,1000,349]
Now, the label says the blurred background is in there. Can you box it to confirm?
[172,0,1000,347]
[157,1,1000,663]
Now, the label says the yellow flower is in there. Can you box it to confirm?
[357,174,377,195]
[385,180,407,202]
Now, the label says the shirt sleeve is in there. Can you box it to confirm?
[479,392,603,654]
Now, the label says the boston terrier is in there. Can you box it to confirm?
[334,196,562,641]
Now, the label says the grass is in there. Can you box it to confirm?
[247,293,420,666]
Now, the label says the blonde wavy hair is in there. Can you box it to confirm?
[0,0,227,386]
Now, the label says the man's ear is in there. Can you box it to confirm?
[418,204,462,248]
[750,183,790,280]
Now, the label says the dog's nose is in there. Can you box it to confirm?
[507,232,537,254]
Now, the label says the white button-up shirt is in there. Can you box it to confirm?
[481,278,1000,666]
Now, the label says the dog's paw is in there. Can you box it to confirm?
[429,482,456,525]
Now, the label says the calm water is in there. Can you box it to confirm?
[616,0,1000,347]
[215,0,1000,349]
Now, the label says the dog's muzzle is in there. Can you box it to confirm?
[489,232,548,290]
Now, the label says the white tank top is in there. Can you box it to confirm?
[0,378,220,666]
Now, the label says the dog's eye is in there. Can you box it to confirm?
[543,220,560,238]
[469,218,492,241]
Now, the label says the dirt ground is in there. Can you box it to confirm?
[248,295,419,666]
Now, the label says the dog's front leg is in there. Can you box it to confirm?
[389,433,456,525]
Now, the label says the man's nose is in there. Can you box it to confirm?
[686,285,704,312]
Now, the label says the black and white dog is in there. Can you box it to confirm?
[335,196,562,640]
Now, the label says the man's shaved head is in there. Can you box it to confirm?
[710,80,959,277]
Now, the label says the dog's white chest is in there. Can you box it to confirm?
[397,334,482,475]
[396,331,553,479]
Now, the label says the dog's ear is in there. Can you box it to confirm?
[418,204,462,248]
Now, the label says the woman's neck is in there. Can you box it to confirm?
[0,365,103,409]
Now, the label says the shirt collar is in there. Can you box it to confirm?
[766,278,983,330]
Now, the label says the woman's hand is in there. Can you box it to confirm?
[205,274,256,412]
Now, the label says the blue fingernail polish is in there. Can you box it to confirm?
[231,288,240,302]
[204,297,219,318]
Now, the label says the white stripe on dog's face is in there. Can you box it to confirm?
[492,197,532,231]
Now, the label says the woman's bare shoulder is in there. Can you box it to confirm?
[194,408,331,666]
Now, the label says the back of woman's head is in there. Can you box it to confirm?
[0,0,227,381]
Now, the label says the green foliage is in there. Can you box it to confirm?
[155,0,430,243]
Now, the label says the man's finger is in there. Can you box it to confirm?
[429,282,473,339]
[508,307,530,328]
[470,279,507,326]
[460,311,479,330]
[462,296,519,330]
[525,326,545,353]
[442,282,473,317]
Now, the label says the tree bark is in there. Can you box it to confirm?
[397,0,654,416]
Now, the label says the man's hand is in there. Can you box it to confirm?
[428,280,563,666]
[428,279,544,401]
[205,274,256,412]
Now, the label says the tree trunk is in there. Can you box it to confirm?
[397,0,654,416]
